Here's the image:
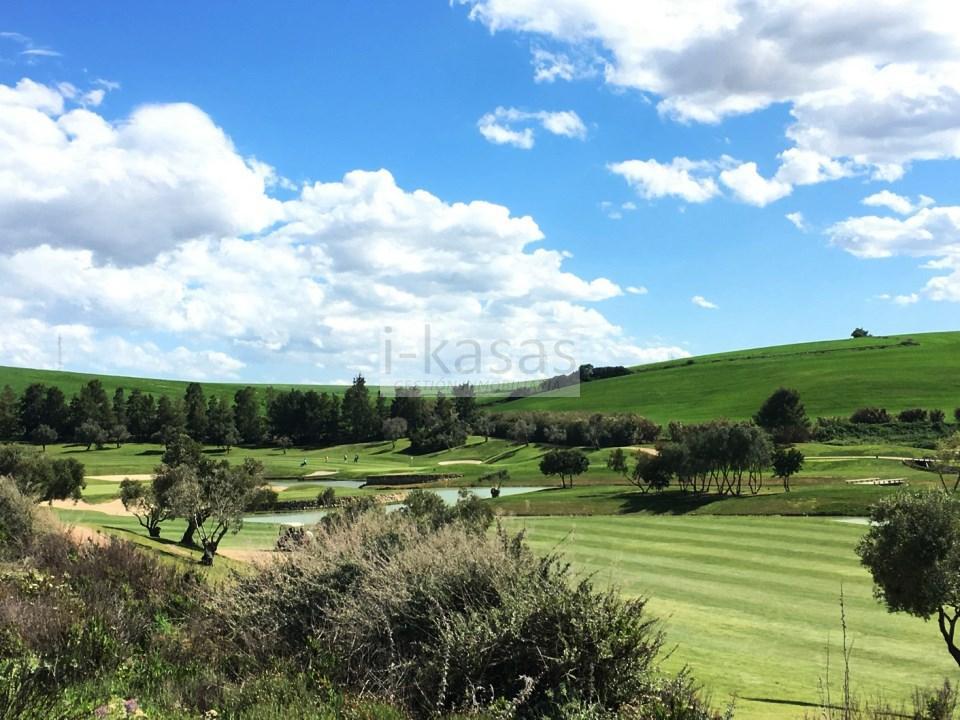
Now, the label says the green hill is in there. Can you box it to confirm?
[492,331,960,424]
[0,365,345,402]
[4,331,959,424]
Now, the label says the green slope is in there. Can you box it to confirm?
[504,515,958,720]
[0,365,345,401]
[493,331,960,423]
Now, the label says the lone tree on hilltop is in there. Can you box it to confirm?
[539,448,589,488]
[754,387,810,443]
[851,327,871,338]
[858,491,960,667]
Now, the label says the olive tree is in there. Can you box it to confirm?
[857,491,960,667]
[119,465,183,538]
[539,448,589,488]
[606,447,629,480]
[30,424,57,451]
[382,416,408,448]
[631,452,671,494]
[772,447,804,492]
[169,458,266,565]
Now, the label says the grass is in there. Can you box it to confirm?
[502,514,958,720]
[492,331,960,423]
[23,436,939,513]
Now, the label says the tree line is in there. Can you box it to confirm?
[0,376,484,454]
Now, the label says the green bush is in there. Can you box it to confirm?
[0,477,36,558]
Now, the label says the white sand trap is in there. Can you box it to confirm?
[49,498,133,516]
[304,470,338,477]
[87,474,153,482]
[437,460,484,465]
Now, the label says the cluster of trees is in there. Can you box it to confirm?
[119,433,270,564]
[0,376,489,456]
[0,379,253,452]
[488,411,660,448]
[648,421,776,496]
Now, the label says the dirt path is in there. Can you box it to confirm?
[807,455,914,461]
[87,474,153,482]
[437,460,484,465]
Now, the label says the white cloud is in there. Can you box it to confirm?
[458,1,960,183]
[719,162,792,206]
[861,190,936,216]
[827,203,960,303]
[827,206,960,260]
[626,286,648,295]
[0,83,690,380]
[0,78,282,264]
[477,106,587,148]
[21,48,60,57]
[691,295,718,309]
[608,157,719,203]
[785,212,806,231]
[477,118,534,149]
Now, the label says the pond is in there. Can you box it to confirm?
[244,486,547,526]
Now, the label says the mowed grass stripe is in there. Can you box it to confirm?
[530,534,868,607]
[522,518,864,573]
[503,516,957,720]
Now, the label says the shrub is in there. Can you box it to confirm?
[931,409,947,426]
[0,477,37,559]
[897,408,929,423]
[850,407,891,424]
[0,533,199,685]
[218,512,675,718]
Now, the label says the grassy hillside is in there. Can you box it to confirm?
[493,331,960,423]
[0,365,345,402]
[504,515,957,720]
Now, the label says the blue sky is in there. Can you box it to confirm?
[1,1,959,384]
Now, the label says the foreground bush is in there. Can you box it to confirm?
[218,509,721,719]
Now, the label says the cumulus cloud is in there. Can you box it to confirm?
[691,295,718,309]
[477,106,587,148]
[719,162,792,206]
[458,0,960,184]
[626,286,648,295]
[0,80,689,380]
[608,157,719,203]
[827,203,960,304]
[0,78,283,264]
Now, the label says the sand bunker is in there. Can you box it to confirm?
[437,460,484,465]
[304,470,338,477]
[49,498,133,516]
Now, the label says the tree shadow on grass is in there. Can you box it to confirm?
[613,490,719,515]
